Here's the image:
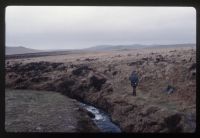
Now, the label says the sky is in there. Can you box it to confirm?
[6,6,196,50]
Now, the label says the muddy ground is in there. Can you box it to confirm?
[5,46,196,132]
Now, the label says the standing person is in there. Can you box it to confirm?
[129,70,139,96]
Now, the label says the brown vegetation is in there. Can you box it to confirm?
[6,46,196,132]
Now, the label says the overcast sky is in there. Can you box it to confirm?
[6,6,196,50]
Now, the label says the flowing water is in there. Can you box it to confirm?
[79,103,121,133]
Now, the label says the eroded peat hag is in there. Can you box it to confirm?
[6,47,196,132]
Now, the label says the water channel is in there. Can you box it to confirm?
[79,103,121,133]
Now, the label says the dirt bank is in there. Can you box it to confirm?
[5,89,99,132]
[6,47,196,132]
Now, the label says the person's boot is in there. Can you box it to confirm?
[133,87,136,96]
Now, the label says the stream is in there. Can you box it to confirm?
[79,102,121,133]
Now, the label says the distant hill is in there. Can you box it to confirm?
[85,44,147,51]
[6,44,196,55]
[148,43,196,49]
[84,43,196,51]
[6,46,44,55]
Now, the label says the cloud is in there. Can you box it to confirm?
[6,6,196,49]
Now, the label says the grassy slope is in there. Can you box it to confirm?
[5,89,99,132]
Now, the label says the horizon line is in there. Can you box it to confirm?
[6,42,196,51]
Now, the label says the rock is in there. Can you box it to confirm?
[164,85,175,94]
[87,111,95,118]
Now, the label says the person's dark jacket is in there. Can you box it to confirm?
[129,72,139,87]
